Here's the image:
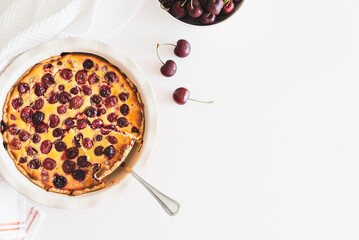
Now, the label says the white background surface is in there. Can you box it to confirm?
[3,0,359,239]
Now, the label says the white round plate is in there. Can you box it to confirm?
[0,38,158,209]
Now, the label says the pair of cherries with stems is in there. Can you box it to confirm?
[156,39,213,105]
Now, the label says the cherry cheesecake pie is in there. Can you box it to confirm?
[1,52,144,195]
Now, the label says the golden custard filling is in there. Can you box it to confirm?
[1,52,144,195]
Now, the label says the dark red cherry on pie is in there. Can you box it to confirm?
[91,119,103,129]
[53,175,67,188]
[32,134,41,143]
[82,138,93,149]
[41,73,55,88]
[57,105,67,114]
[88,73,99,85]
[106,136,118,144]
[58,85,65,91]
[94,146,104,156]
[32,98,44,110]
[77,119,88,130]
[65,147,79,159]
[107,113,118,122]
[104,71,118,83]
[19,157,27,163]
[43,158,56,170]
[82,85,92,95]
[62,160,76,174]
[34,83,46,96]
[131,127,139,133]
[20,107,33,123]
[70,96,84,109]
[8,124,20,135]
[49,114,60,128]
[70,86,80,95]
[77,156,90,167]
[64,118,75,129]
[120,104,130,116]
[104,96,118,108]
[75,70,87,84]
[104,145,116,159]
[52,128,64,138]
[59,91,72,104]
[11,98,23,109]
[32,111,45,125]
[117,117,129,128]
[97,108,106,116]
[26,146,38,156]
[94,134,103,141]
[19,130,30,141]
[40,140,52,154]
[60,69,73,80]
[90,94,102,106]
[18,83,30,95]
[64,118,75,128]
[83,59,94,70]
[72,169,86,181]
[48,92,59,104]
[100,129,111,135]
[100,86,111,98]
[11,138,22,150]
[54,141,67,152]
[35,123,48,133]
[28,159,41,169]
[84,107,97,118]
[118,92,129,102]
[43,64,53,72]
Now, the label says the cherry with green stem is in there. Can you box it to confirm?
[157,39,191,59]
[208,0,224,15]
[222,0,234,14]
[187,0,203,18]
[157,44,177,77]
[173,87,213,105]
[171,0,188,19]
[200,12,216,25]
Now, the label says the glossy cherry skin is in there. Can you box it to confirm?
[187,0,203,18]
[173,87,190,105]
[171,1,187,19]
[207,0,224,15]
[174,39,191,58]
[200,13,216,25]
[222,1,235,14]
[161,60,177,77]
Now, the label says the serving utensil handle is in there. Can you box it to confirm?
[129,170,180,216]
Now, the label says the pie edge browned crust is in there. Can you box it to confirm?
[2,52,145,196]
